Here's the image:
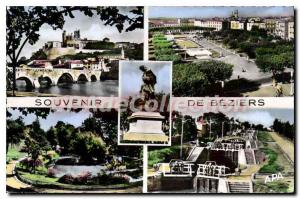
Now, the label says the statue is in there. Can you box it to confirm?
[121,63,169,144]
[139,65,157,101]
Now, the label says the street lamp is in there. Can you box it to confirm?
[221,121,225,139]
[180,115,193,160]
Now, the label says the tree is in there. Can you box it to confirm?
[7,6,143,95]
[56,122,76,154]
[173,61,233,96]
[171,112,197,141]
[46,127,57,147]
[71,132,106,163]
[28,119,50,154]
[202,112,230,138]
[30,49,47,60]
[6,117,25,152]
[197,61,233,84]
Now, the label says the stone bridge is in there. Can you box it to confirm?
[13,68,102,88]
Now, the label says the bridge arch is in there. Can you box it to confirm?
[16,76,34,89]
[77,74,88,82]
[57,73,74,84]
[90,74,97,82]
[39,76,52,87]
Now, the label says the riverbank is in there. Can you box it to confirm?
[7,91,60,97]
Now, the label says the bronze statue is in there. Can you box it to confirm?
[139,65,156,101]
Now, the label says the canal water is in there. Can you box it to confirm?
[16,80,118,96]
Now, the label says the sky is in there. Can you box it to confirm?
[8,108,92,131]
[227,108,294,127]
[149,6,294,18]
[20,7,144,59]
[180,108,294,127]
[120,61,171,98]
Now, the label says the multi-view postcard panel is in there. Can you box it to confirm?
[6,6,295,194]
[7,6,144,97]
[149,6,294,97]
[148,101,294,193]
[119,61,172,145]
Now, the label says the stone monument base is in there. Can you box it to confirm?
[123,132,169,143]
[123,111,169,143]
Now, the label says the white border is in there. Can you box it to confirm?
[2,1,299,198]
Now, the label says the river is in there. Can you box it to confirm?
[16,80,118,96]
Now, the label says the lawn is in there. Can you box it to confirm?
[257,131,294,174]
[254,181,290,193]
[18,170,59,185]
[176,39,198,49]
[259,148,282,174]
[257,131,274,143]
[148,145,181,167]
[6,144,26,163]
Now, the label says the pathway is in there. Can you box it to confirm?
[269,132,294,163]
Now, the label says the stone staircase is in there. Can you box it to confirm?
[228,181,252,193]
[245,149,256,165]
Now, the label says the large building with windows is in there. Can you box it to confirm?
[275,20,289,40]
[288,21,294,40]
[265,19,277,33]
[194,20,224,31]
[230,21,245,30]
[246,18,266,31]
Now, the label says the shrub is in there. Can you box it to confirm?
[95,173,129,185]
[58,174,75,184]
[57,172,92,185]
[74,172,92,185]
[47,167,56,178]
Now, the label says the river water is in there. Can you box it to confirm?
[16,80,118,96]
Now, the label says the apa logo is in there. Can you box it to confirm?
[264,172,284,184]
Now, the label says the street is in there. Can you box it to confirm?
[192,38,273,82]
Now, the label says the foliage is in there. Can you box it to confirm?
[58,172,92,185]
[173,61,233,96]
[6,144,26,162]
[125,43,143,60]
[71,132,106,163]
[272,119,294,140]
[148,145,181,167]
[94,173,129,185]
[254,181,290,193]
[6,116,25,152]
[173,63,208,96]
[171,113,197,141]
[151,33,181,63]
[30,49,47,60]
[84,41,115,50]
[257,131,274,142]
[259,148,282,174]
[150,25,214,32]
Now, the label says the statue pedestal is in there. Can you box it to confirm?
[123,112,169,143]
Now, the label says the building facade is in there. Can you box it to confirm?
[194,20,223,31]
[288,21,294,40]
[230,21,245,30]
[275,20,288,40]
